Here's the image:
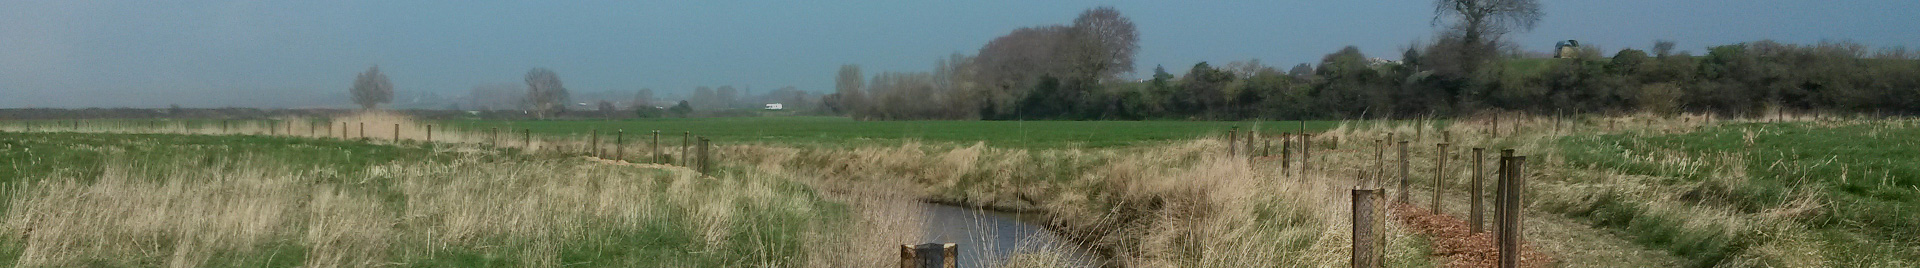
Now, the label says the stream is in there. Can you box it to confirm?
[918,203,1104,267]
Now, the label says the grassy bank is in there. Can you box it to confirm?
[1546,120,1919,266]
[0,132,893,267]
[2,116,1370,149]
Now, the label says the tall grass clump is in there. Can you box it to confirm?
[727,137,1358,266]
[1546,119,1920,266]
[0,132,887,267]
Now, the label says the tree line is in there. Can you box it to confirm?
[825,4,1920,121]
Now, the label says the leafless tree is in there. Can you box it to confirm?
[1432,0,1541,76]
[715,85,738,110]
[349,66,393,110]
[467,83,524,111]
[525,68,569,118]
[831,64,867,115]
[631,88,655,109]
[974,25,1070,116]
[1066,6,1139,81]
[691,86,715,111]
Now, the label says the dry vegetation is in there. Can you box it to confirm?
[6,111,1915,267]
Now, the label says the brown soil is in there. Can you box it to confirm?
[1390,202,1554,268]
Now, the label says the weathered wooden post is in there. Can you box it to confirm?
[523,129,531,149]
[1280,132,1293,175]
[426,124,433,142]
[1351,188,1386,268]
[615,129,624,161]
[1246,129,1257,158]
[1302,132,1312,175]
[1433,143,1450,212]
[698,137,711,175]
[393,123,400,142]
[591,129,600,157]
[681,131,691,166]
[1372,139,1385,188]
[1227,127,1238,157]
[1498,151,1527,268]
[899,243,958,268]
[1471,147,1486,233]
[1492,113,1500,137]
[490,127,499,147]
[652,130,661,164]
[222,120,229,133]
[1495,149,1512,239]
[1396,140,1410,203]
[269,121,277,135]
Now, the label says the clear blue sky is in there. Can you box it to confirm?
[3,1,1916,108]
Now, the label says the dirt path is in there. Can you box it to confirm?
[1398,181,1683,267]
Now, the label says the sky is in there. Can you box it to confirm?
[3,1,1917,108]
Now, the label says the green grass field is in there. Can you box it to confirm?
[433,116,1351,148]
[0,132,853,267]
[1553,121,1920,266]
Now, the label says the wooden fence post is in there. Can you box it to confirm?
[591,129,600,157]
[1372,139,1385,188]
[1396,140,1410,203]
[1471,147,1486,233]
[681,131,691,166]
[652,130,661,164]
[1263,139,1272,158]
[223,120,229,133]
[616,130,624,161]
[1351,188,1386,268]
[1281,132,1292,175]
[523,129,531,149]
[1434,143,1450,212]
[1492,113,1500,138]
[1302,132,1312,175]
[426,124,433,142]
[393,123,400,142]
[899,243,958,268]
[1498,152,1527,268]
[490,127,498,147]
[698,137,711,175]
[1227,127,1238,157]
[1247,130,1257,158]
[1496,149,1512,239]
[270,121,277,136]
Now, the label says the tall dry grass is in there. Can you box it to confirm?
[728,138,1360,267]
[1,150,881,267]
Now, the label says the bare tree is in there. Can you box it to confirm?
[691,86,715,110]
[631,88,655,109]
[1432,0,1541,76]
[831,64,866,115]
[1067,6,1139,81]
[525,68,569,118]
[715,85,738,110]
[467,83,524,111]
[349,66,393,110]
[974,25,1071,116]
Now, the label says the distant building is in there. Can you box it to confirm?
[764,103,784,110]
[1554,40,1581,58]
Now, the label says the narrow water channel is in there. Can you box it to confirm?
[918,203,1104,267]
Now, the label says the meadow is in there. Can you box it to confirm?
[432,116,1353,148]
[4,113,1918,267]
[1547,120,1920,267]
[0,131,903,267]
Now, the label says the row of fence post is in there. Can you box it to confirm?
[31,118,724,176]
[1345,134,1527,267]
